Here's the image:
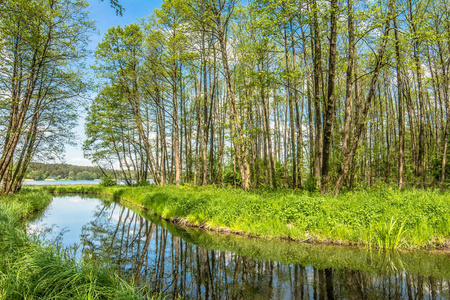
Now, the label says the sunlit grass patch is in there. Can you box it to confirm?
[49,184,450,249]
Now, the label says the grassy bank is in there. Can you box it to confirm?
[146,211,450,279]
[0,189,142,299]
[46,185,450,250]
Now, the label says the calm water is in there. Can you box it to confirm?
[28,195,450,299]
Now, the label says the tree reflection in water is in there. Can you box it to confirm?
[75,200,449,299]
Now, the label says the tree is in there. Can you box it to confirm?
[94,24,159,185]
[153,0,193,186]
[76,171,94,181]
[27,170,44,181]
[0,0,93,194]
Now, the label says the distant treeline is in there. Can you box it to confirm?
[24,163,114,181]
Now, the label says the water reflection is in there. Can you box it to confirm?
[30,196,450,299]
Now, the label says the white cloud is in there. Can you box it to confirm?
[67,157,93,166]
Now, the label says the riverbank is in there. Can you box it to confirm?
[0,189,142,299]
[45,185,450,250]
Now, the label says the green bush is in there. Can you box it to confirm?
[100,174,116,187]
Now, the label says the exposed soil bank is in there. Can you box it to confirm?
[44,185,450,250]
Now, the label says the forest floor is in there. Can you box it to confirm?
[0,189,145,299]
[46,184,450,250]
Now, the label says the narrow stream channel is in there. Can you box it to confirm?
[28,195,450,299]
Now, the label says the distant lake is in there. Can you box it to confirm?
[22,180,100,186]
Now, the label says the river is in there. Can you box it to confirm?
[28,195,450,299]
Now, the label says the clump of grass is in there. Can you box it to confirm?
[367,217,406,249]
[0,189,53,221]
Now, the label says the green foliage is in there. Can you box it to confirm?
[27,170,44,181]
[304,176,319,193]
[100,174,116,187]
[68,171,76,180]
[0,189,52,221]
[76,171,94,181]
[25,163,108,180]
[431,157,450,183]
[223,163,241,186]
[0,0,96,193]
[134,179,151,187]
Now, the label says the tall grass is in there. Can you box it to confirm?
[49,184,450,249]
[366,217,406,249]
[0,189,145,299]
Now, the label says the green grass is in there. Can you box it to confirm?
[46,184,450,250]
[0,189,147,299]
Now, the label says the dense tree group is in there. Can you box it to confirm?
[86,0,450,193]
[2,0,449,194]
[24,162,111,180]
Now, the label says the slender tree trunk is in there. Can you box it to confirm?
[342,0,355,158]
[172,60,181,186]
[321,0,338,194]
[394,17,405,189]
[291,26,302,188]
[408,0,426,186]
[284,25,296,188]
[437,41,450,186]
[260,61,276,188]
[311,0,323,188]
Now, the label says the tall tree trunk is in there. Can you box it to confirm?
[172,60,181,186]
[408,0,426,186]
[311,0,323,188]
[394,17,405,189]
[284,25,296,188]
[260,62,276,188]
[321,0,338,194]
[342,0,355,158]
[437,40,450,186]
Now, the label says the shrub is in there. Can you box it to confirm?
[100,174,116,187]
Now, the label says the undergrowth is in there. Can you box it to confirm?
[47,184,450,249]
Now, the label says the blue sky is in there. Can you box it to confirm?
[64,0,162,166]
